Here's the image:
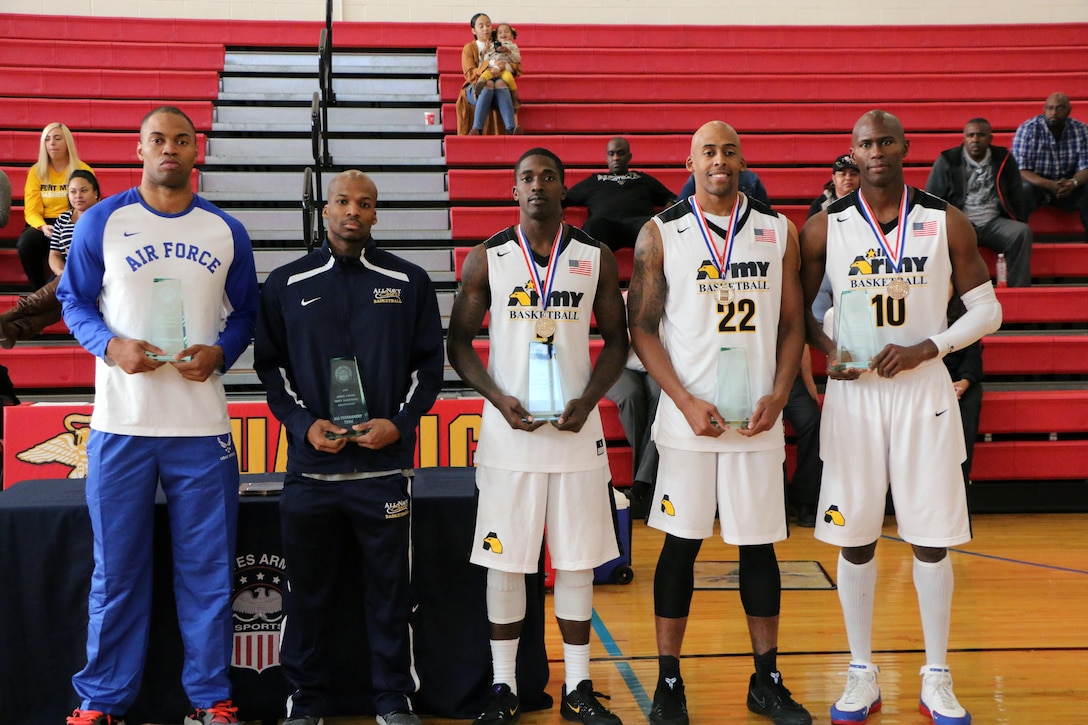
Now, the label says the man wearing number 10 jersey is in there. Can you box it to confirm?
[800,110,1002,725]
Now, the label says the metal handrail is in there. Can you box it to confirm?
[302,166,314,254]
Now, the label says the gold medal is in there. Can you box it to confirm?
[886,278,910,300]
[535,317,557,338]
[715,284,735,305]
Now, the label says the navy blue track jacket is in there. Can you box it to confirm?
[254,238,444,474]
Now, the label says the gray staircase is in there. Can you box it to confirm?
[198,48,456,389]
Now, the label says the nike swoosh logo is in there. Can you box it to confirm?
[936,409,948,417]
[835,216,850,223]
[497,249,512,257]
[752,694,767,708]
[302,297,320,306]
[678,226,691,233]
[123,231,141,237]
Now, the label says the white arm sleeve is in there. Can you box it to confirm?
[927,281,1003,358]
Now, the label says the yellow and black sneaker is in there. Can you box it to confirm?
[560,680,622,724]
[474,683,521,724]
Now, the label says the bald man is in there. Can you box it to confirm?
[801,111,1001,725]
[1012,92,1088,239]
[628,121,811,725]
[565,136,676,250]
[254,170,444,725]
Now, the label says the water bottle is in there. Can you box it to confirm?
[996,253,1008,288]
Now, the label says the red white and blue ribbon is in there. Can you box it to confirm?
[855,186,910,274]
[689,194,744,280]
[516,223,565,312]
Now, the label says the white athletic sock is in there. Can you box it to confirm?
[564,642,591,693]
[913,556,954,667]
[838,554,878,663]
[491,638,520,694]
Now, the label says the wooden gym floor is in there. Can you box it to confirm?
[262,512,1088,725]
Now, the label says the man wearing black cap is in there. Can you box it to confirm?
[807,155,860,218]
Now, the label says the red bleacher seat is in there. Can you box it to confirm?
[996,287,1088,324]
[2,345,95,389]
[440,73,1088,106]
[0,99,215,133]
[438,46,1087,77]
[0,39,224,70]
[5,67,219,101]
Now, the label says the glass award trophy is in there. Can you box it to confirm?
[714,347,752,427]
[834,289,878,370]
[146,277,191,361]
[326,357,371,439]
[526,341,564,421]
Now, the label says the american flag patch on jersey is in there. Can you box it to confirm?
[912,221,938,236]
[568,259,593,276]
[754,228,777,243]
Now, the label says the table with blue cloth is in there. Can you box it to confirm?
[0,468,550,725]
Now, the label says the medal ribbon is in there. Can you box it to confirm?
[689,194,744,282]
[516,223,565,314]
[855,186,909,274]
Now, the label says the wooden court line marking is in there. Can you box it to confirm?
[881,534,1088,575]
[591,609,652,714]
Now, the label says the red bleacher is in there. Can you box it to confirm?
[1,14,1086,492]
[0,38,225,70]
[438,46,1088,77]
[0,98,214,133]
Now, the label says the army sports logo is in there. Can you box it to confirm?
[232,550,285,673]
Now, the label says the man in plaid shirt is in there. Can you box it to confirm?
[1012,92,1088,239]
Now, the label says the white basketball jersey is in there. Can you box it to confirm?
[825,188,952,352]
[474,225,610,473]
[652,195,789,452]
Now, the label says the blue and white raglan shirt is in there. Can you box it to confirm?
[57,187,260,437]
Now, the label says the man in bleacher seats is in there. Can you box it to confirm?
[1012,92,1088,240]
[448,148,628,725]
[565,137,676,251]
[807,154,860,218]
[254,170,443,725]
[57,107,260,725]
[927,118,1034,287]
[800,110,1001,725]
[629,120,812,725]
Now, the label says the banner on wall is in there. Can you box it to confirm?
[2,399,486,488]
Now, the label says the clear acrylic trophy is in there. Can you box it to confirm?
[834,289,878,370]
[714,347,752,427]
[326,357,371,439]
[526,341,564,421]
[146,277,191,361]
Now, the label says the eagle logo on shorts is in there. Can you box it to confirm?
[660,495,676,516]
[824,505,846,526]
[482,531,504,554]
